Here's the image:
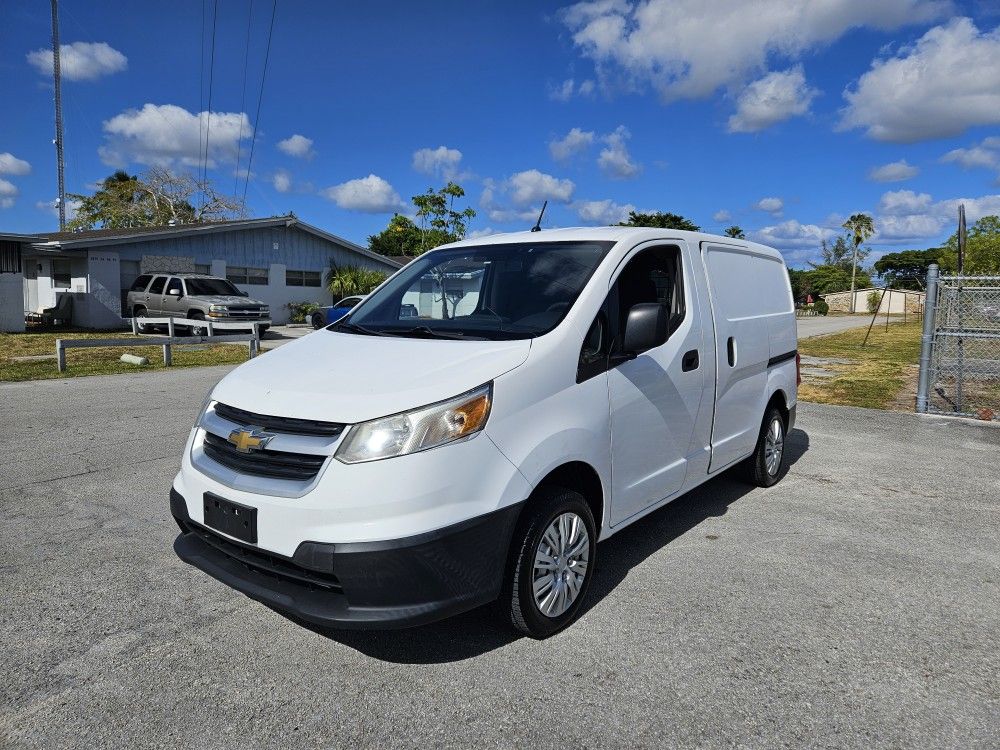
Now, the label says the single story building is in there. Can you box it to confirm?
[4,216,401,330]
[823,287,925,315]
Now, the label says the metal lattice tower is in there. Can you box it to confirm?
[51,0,66,230]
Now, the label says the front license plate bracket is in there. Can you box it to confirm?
[203,492,258,544]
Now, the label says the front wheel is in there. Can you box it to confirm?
[743,407,787,487]
[133,307,150,334]
[311,312,325,330]
[504,487,597,638]
[188,312,208,337]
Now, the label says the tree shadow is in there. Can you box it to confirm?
[292,428,811,664]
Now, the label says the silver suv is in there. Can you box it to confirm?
[127,273,270,334]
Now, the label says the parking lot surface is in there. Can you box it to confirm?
[1,366,998,749]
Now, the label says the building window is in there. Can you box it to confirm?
[0,241,21,273]
[286,269,322,287]
[194,264,211,275]
[227,266,268,285]
[52,259,72,289]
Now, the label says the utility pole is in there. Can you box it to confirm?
[51,0,66,230]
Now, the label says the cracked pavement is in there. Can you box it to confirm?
[1,366,998,748]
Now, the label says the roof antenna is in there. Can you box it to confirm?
[530,200,548,232]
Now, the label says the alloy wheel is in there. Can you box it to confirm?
[532,512,590,618]
[764,417,784,476]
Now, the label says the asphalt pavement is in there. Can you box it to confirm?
[796,313,905,338]
[1,366,997,748]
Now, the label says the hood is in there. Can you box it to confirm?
[210,329,531,424]
[195,295,266,306]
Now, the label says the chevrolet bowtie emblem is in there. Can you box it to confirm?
[227,426,275,453]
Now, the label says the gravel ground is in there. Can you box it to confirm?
[1,366,997,749]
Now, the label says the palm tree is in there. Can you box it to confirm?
[724,225,745,239]
[841,213,875,312]
[326,265,387,300]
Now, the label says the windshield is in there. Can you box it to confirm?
[339,241,613,340]
[185,278,243,296]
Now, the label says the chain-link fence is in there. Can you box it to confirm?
[918,269,1000,421]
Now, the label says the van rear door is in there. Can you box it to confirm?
[702,243,784,471]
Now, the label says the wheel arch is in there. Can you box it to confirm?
[520,461,605,537]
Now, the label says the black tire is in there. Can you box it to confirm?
[743,407,787,487]
[188,311,208,337]
[503,486,597,639]
[311,312,325,330]
[133,306,149,334]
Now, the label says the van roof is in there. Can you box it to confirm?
[445,226,785,263]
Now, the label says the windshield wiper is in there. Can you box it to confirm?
[334,321,390,337]
[389,325,481,340]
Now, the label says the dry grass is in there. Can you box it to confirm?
[0,329,252,382]
[797,321,923,410]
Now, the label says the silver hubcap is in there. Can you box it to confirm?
[764,417,784,476]
[532,512,590,618]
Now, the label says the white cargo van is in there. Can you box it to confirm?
[172,227,799,637]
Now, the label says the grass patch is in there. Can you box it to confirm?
[797,321,923,409]
[0,329,252,382]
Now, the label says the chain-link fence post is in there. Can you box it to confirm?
[916,264,939,413]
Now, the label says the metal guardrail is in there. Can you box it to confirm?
[55,317,266,373]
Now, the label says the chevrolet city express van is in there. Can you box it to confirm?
[172,227,799,638]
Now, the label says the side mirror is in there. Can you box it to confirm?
[168,289,181,297]
[622,303,668,356]
[240,290,250,297]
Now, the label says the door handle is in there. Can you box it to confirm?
[727,336,736,367]
[681,349,699,371]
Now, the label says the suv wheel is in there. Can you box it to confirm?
[133,306,149,334]
[188,311,208,337]
[504,487,596,638]
[311,311,325,329]
[743,407,786,487]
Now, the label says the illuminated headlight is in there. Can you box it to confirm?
[335,383,492,464]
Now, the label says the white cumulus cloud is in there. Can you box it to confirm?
[27,41,127,81]
[0,153,31,176]
[873,188,1000,241]
[0,179,18,209]
[508,170,576,206]
[549,128,595,162]
[713,209,732,222]
[276,134,314,159]
[868,159,920,182]
[321,174,405,213]
[840,18,1000,142]
[549,78,597,101]
[412,146,464,178]
[728,66,818,133]
[752,219,837,251]
[576,199,635,224]
[98,103,251,168]
[559,0,947,101]
[598,125,640,179]
[754,197,784,215]
[272,171,291,193]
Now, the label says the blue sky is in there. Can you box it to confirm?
[2,0,1000,267]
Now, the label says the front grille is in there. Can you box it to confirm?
[202,431,327,481]
[214,402,345,437]
[186,521,342,592]
[225,306,266,319]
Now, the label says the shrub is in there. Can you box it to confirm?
[814,300,829,316]
[867,290,882,314]
[285,301,321,324]
[326,265,388,299]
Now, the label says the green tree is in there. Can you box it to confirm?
[369,183,477,257]
[842,213,876,310]
[326,265,388,300]
[618,211,700,231]
[940,215,1000,274]
[67,167,243,231]
[873,248,943,289]
[806,264,872,295]
[724,225,745,239]
[819,235,868,271]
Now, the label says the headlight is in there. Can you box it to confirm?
[335,383,492,464]
[195,391,215,426]
[260,306,269,314]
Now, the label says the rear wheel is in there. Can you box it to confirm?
[503,487,596,638]
[743,407,786,487]
[133,306,149,334]
[311,312,325,329]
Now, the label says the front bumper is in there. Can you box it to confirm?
[171,488,524,629]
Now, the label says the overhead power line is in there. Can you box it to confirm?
[201,0,220,210]
[233,0,255,197]
[242,0,277,212]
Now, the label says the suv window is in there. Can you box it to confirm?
[165,277,182,295]
[148,276,167,295]
[130,274,152,292]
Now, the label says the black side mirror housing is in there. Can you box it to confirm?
[622,302,668,355]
